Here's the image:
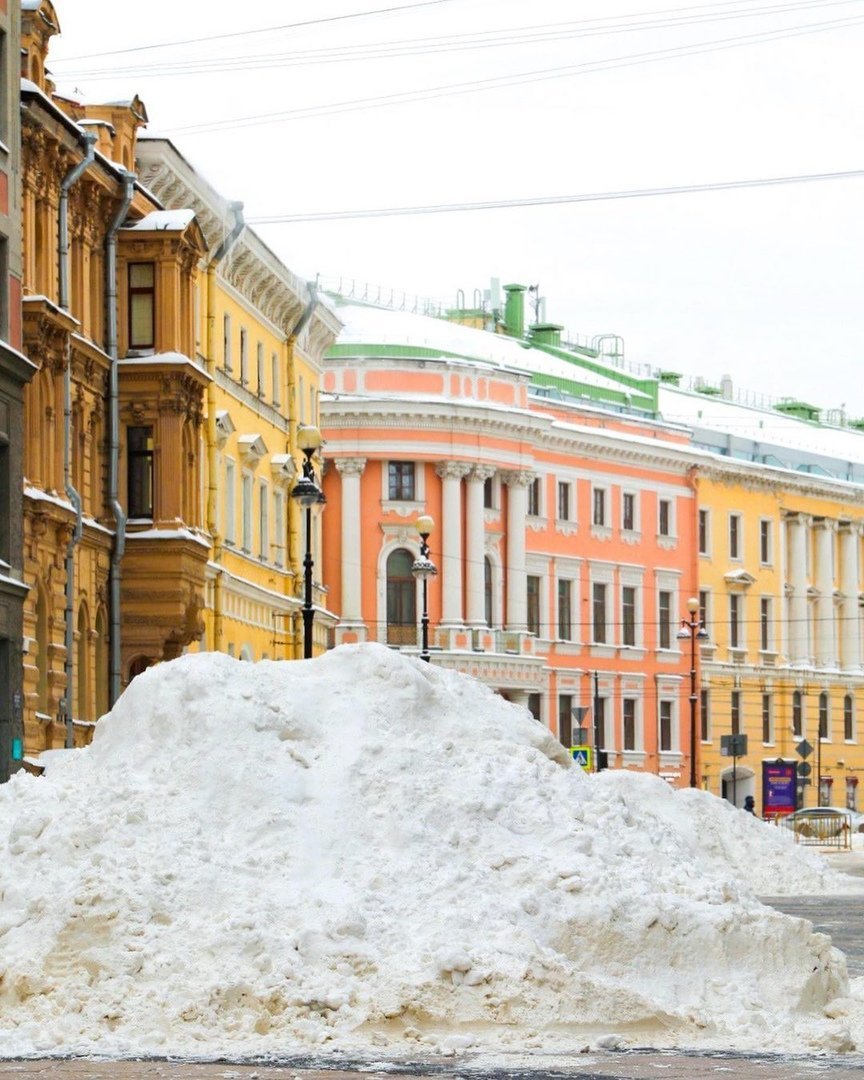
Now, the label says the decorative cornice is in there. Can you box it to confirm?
[335,457,367,477]
[435,461,472,481]
[501,470,535,488]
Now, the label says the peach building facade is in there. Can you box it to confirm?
[321,297,701,786]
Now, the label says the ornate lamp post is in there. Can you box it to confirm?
[290,425,325,659]
[412,515,437,662]
[677,596,710,788]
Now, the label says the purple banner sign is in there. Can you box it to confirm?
[763,761,797,818]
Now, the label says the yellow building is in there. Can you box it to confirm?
[696,459,864,813]
[135,139,341,661]
[20,1,210,750]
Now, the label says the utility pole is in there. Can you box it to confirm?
[593,670,601,772]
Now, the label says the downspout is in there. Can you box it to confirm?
[286,281,319,659]
[206,203,245,654]
[60,131,96,747]
[106,171,135,705]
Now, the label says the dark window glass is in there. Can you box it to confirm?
[792,690,803,737]
[558,579,572,640]
[659,700,672,752]
[819,692,829,740]
[386,548,416,645]
[845,695,854,741]
[388,461,415,501]
[698,509,708,554]
[760,598,770,651]
[484,557,493,627]
[557,481,570,521]
[527,693,541,722]
[730,594,740,648]
[558,695,573,747]
[483,477,494,509]
[593,488,606,526]
[527,477,540,516]
[700,688,709,741]
[760,520,771,564]
[128,262,155,349]
[595,696,606,749]
[658,590,671,650]
[623,492,635,532]
[731,690,741,735]
[623,698,636,750]
[622,586,636,646]
[527,575,540,636]
[127,425,154,518]
[658,499,670,536]
[699,590,709,632]
[762,694,772,743]
[592,582,607,643]
[729,514,740,559]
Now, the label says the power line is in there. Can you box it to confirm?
[52,0,461,62]
[245,168,864,225]
[169,13,864,135]
[58,0,861,79]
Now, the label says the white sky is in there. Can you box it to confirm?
[47,0,864,415]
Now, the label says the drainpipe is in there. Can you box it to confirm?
[286,281,319,659]
[60,131,96,747]
[106,171,135,705]
[205,203,245,654]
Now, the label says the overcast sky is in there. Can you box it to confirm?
[48,0,864,418]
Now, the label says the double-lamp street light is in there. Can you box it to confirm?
[411,515,437,662]
[676,596,710,788]
[290,425,325,659]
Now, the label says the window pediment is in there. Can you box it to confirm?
[724,569,756,589]
[237,433,268,465]
[214,410,235,449]
[270,453,296,485]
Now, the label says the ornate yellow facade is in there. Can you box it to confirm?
[696,461,864,813]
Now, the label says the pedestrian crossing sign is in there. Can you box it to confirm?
[570,745,592,770]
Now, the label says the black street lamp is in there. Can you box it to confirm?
[411,515,437,662]
[676,596,710,788]
[291,425,325,659]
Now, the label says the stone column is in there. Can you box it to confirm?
[502,471,532,632]
[839,521,861,672]
[335,458,366,625]
[435,461,471,626]
[466,466,495,626]
[813,518,837,668]
[786,513,809,664]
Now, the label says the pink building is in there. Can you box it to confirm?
[320,291,700,785]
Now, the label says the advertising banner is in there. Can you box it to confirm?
[763,760,797,818]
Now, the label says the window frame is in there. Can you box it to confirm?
[127,425,154,519]
[729,512,742,561]
[592,581,607,644]
[128,262,156,351]
[387,461,416,502]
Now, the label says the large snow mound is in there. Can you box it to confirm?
[0,644,862,1058]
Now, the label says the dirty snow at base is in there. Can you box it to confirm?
[1,644,864,1059]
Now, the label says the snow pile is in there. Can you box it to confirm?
[0,644,861,1058]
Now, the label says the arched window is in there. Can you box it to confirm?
[35,583,50,713]
[128,656,151,684]
[95,606,109,718]
[386,548,416,646]
[484,557,493,628]
[76,604,89,722]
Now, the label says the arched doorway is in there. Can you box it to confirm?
[386,548,416,646]
[721,765,755,810]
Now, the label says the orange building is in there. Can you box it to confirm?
[320,290,701,785]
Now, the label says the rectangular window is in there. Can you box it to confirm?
[731,689,741,736]
[622,585,636,646]
[622,492,635,532]
[527,693,541,722]
[0,440,8,564]
[729,513,741,559]
[256,342,265,397]
[273,490,285,567]
[658,590,671,650]
[483,476,494,509]
[623,698,636,751]
[128,263,155,349]
[762,693,773,743]
[760,597,771,651]
[527,575,541,636]
[730,594,741,649]
[592,582,607,643]
[819,694,829,740]
[658,498,671,537]
[760,519,772,565]
[527,477,540,516]
[271,352,280,405]
[700,688,710,741]
[847,777,858,812]
[792,691,803,737]
[593,488,606,526]
[223,313,232,371]
[388,461,415,501]
[698,508,709,555]
[557,481,571,521]
[659,700,673,752]
[240,327,249,385]
[241,472,253,552]
[558,579,572,640]
[845,696,854,741]
[595,696,606,749]
[258,482,269,559]
[224,459,236,544]
[127,426,154,518]
[699,589,709,633]
[558,695,573,748]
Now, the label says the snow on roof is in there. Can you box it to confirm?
[123,209,196,232]
[660,385,864,464]
[327,296,644,399]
